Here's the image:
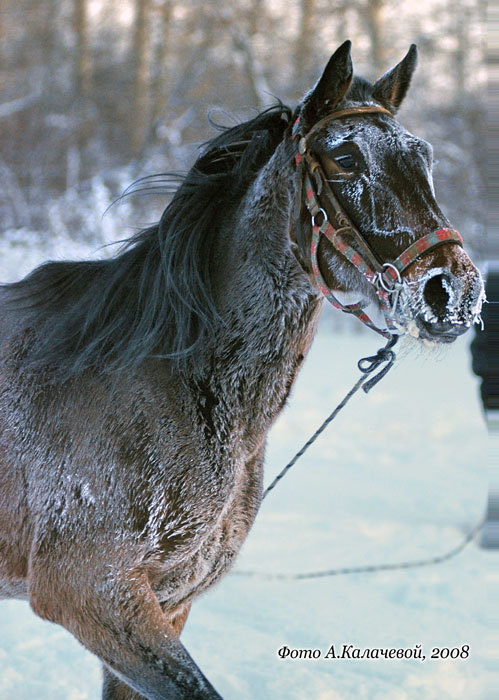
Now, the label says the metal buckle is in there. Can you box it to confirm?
[311,208,327,229]
[376,262,402,292]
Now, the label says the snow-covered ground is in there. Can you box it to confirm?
[0,237,495,699]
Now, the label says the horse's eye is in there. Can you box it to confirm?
[334,154,358,171]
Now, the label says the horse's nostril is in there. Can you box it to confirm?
[422,273,453,320]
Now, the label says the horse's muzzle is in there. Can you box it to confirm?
[417,316,469,343]
[412,266,485,343]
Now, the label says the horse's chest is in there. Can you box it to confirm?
[152,451,263,607]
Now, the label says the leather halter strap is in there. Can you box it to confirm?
[292,107,464,336]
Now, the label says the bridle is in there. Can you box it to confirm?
[292,106,464,337]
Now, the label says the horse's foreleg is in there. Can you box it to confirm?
[101,603,193,700]
[30,569,220,700]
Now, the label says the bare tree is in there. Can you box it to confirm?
[152,0,173,123]
[232,3,271,111]
[132,0,152,152]
[364,0,385,76]
[337,0,350,43]
[0,1,4,70]
[295,0,315,82]
[248,0,263,36]
[75,0,91,97]
[452,0,469,101]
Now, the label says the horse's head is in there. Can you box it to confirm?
[292,41,484,343]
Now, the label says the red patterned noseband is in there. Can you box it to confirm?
[292,109,464,337]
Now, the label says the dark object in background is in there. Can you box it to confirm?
[470,262,499,424]
[480,491,499,549]
[470,262,499,548]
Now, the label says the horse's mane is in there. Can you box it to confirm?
[1,103,293,379]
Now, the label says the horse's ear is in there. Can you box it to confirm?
[300,40,353,126]
[372,45,418,113]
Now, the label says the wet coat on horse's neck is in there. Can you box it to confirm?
[186,143,321,457]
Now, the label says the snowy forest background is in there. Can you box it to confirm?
[0,0,488,277]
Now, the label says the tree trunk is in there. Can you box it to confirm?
[248,0,263,36]
[74,0,91,97]
[364,0,385,76]
[232,29,270,110]
[295,0,315,82]
[337,0,349,43]
[152,0,173,123]
[0,1,4,70]
[132,0,151,154]
[453,0,468,103]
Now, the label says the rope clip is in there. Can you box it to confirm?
[374,263,405,312]
[358,334,398,393]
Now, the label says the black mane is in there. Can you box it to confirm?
[0,73,377,380]
[1,104,292,379]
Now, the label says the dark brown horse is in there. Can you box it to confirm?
[0,42,484,699]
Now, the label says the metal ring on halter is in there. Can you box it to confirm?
[311,208,327,229]
[376,262,402,293]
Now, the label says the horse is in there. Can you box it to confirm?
[0,41,484,699]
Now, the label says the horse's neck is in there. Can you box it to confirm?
[192,153,322,444]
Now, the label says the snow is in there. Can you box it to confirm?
[181,330,495,700]
[0,233,494,699]
[0,323,494,699]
